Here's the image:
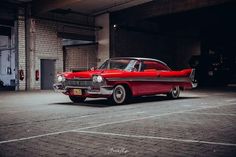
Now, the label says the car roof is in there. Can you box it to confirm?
[109,57,168,66]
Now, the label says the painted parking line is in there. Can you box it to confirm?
[0,130,72,145]
[66,111,147,123]
[225,99,236,102]
[66,115,93,123]
[184,112,236,116]
[75,130,236,147]
[0,103,235,144]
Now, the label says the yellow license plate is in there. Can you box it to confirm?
[73,89,82,95]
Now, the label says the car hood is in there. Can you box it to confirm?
[62,69,125,79]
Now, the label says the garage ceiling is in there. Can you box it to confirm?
[3,0,153,15]
[6,0,148,16]
[58,0,153,15]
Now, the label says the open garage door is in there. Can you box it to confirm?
[64,44,97,72]
[57,23,98,72]
[110,1,236,87]
[0,25,16,91]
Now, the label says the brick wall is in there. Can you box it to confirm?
[17,17,98,90]
[65,44,97,72]
[17,17,64,90]
[33,19,63,89]
[17,15,26,90]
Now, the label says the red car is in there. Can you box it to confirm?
[54,57,197,104]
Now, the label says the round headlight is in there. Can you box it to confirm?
[92,75,103,83]
[97,76,103,83]
[92,75,97,82]
[58,75,65,82]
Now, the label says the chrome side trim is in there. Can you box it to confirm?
[106,77,191,82]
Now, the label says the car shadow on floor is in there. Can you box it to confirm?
[51,95,200,108]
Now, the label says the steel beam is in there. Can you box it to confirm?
[32,0,82,15]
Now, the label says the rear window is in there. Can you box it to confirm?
[141,61,170,71]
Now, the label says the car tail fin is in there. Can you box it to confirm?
[190,69,195,81]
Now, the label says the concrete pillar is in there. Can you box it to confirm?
[95,13,110,66]
[29,18,36,90]
[25,4,37,90]
[17,9,26,90]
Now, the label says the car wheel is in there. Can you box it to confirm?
[167,86,180,99]
[111,85,127,104]
[69,96,86,103]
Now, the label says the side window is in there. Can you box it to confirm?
[141,61,170,71]
[133,61,140,71]
[99,60,108,69]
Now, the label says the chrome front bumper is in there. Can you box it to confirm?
[53,83,66,92]
[53,83,113,95]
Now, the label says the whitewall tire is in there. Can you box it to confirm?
[167,86,180,99]
[111,85,127,104]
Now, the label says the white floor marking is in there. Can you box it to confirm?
[66,115,93,123]
[0,130,71,144]
[184,112,236,116]
[66,112,147,123]
[75,130,236,147]
[136,111,146,114]
[225,99,236,102]
[0,103,235,144]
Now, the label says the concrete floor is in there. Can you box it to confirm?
[0,88,236,157]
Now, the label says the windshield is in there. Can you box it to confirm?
[98,59,138,71]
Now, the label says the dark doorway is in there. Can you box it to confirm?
[41,59,55,90]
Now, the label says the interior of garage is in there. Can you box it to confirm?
[1,1,236,156]
[0,0,235,90]
[110,0,236,86]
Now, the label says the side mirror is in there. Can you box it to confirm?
[90,67,97,71]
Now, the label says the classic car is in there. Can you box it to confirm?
[54,57,197,104]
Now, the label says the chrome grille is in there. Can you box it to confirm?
[64,79,92,87]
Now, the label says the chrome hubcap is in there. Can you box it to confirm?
[172,86,180,98]
[173,88,178,95]
[116,89,123,99]
[113,85,126,104]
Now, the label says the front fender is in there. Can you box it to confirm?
[106,81,134,96]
